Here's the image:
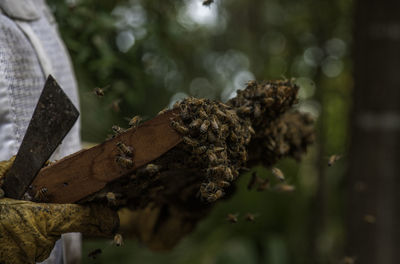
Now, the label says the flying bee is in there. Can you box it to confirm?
[128,115,142,128]
[200,120,210,133]
[183,136,199,147]
[202,0,214,6]
[207,189,224,202]
[109,99,121,113]
[113,234,124,247]
[226,213,238,223]
[271,167,285,182]
[274,183,295,192]
[189,119,202,129]
[88,248,102,259]
[34,187,48,202]
[112,125,125,136]
[93,87,105,97]
[328,154,341,167]
[245,213,257,222]
[116,142,133,157]
[115,155,134,169]
[171,121,189,134]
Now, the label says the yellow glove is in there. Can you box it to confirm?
[0,157,120,264]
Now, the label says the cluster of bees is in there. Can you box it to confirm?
[170,97,252,203]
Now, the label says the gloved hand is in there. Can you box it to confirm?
[0,157,120,264]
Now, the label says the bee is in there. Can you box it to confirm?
[257,178,270,191]
[158,107,169,115]
[224,167,234,181]
[207,189,224,202]
[201,182,217,192]
[210,116,219,132]
[328,154,341,167]
[248,125,255,135]
[145,164,160,175]
[207,152,218,164]
[115,155,134,169]
[220,124,229,137]
[274,183,295,192]
[245,213,256,222]
[207,130,217,143]
[198,109,208,120]
[215,108,227,119]
[189,119,202,129]
[34,187,48,202]
[116,142,133,156]
[183,136,199,147]
[93,87,105,97]
[109,99,121,112]
[171,121,189,135]
[106,192,117,206]
[200,120,210,133]
[202,0,214,6]
[113,233,124,247]
[226,213,238,223]
[217,180,230,188]
[88,248,102,259]
[194,146,207,154]
[207,165,225,176]
[364,214,376,224]
[128,115,142,128]
[271,167,285,181]
[112,125,125,136]
[237,106,252,115]
[225,110,238,124]
[341,256,356,264]
[263,97,275,107]
[213,146,225,153]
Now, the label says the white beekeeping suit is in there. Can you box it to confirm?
[0,0,82,263]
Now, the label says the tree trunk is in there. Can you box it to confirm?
[346,0,400,263]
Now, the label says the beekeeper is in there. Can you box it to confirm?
[0,1,119,263]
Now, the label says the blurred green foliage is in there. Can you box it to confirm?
[48,0,353,263]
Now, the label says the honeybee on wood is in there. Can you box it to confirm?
[113,234,124,247]
[171,120,189,134]
[271,167,285,182]
[202,0,214,6]
[34,187,48,202]
[112,125,125,136]
[207,189,224,202]
[128,115,142,128]
[116,142,133,157]
[226,213,238,223]
[115,155,134,169]
[157,107,169,115]
[274,183,295,192]
[183,136,199,147]
[88,248,102,259]
[328,154,341,167]
[93,87,105,97]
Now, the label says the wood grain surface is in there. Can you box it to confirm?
[29,110,182,203]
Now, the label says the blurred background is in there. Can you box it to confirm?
[47,0,400,263]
